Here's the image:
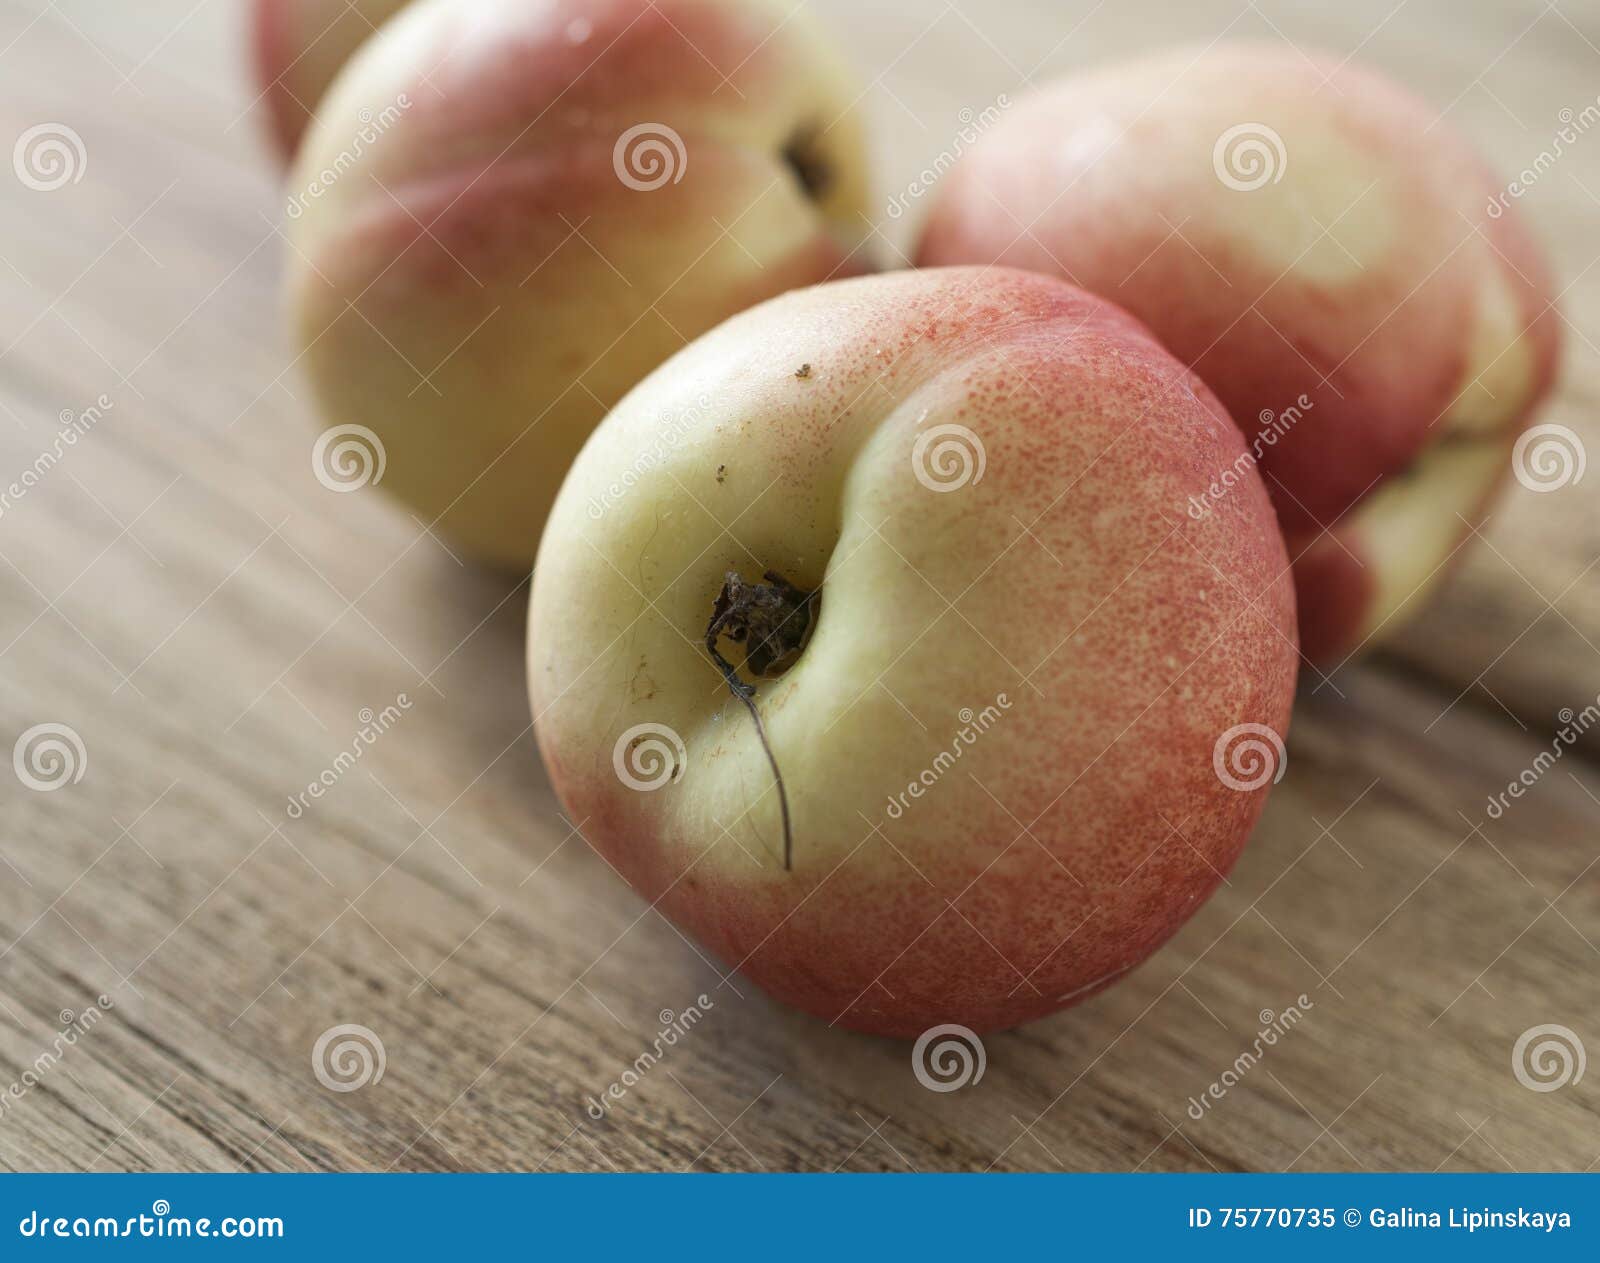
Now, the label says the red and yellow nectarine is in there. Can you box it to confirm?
[285,0,870,566]
[527,268,1298,1036]
[916,44,1561,664]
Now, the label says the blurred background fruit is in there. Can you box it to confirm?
[282,0,871,566]
[916,43,1561,665]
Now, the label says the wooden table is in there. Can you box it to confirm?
[1,0,1596,1172]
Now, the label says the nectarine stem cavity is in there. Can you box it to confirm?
[781,124,831,201]
[705,571,818,872]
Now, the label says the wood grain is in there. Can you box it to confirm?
[0,0,1597,1172]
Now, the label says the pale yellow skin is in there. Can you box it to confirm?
[286,0,870,568]
[527,268,1298,1035]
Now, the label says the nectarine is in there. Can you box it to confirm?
[286,0,870,567]
[527,267,1298,1036]
[916,44,1561,664]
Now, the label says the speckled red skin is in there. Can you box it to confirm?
[529,268,1299,1037]
[915,46,1561,664]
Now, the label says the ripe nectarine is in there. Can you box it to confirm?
[527,267,1298,1036]
[916,44,1561,664]
[286,0,870,566]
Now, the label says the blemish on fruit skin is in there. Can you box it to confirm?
[794,363,812,379]
[716,464,727,483]
[628,656,656,702]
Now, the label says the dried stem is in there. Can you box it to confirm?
[704,570,818,872]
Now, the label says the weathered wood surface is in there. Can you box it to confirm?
[0,0,1596,1172]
